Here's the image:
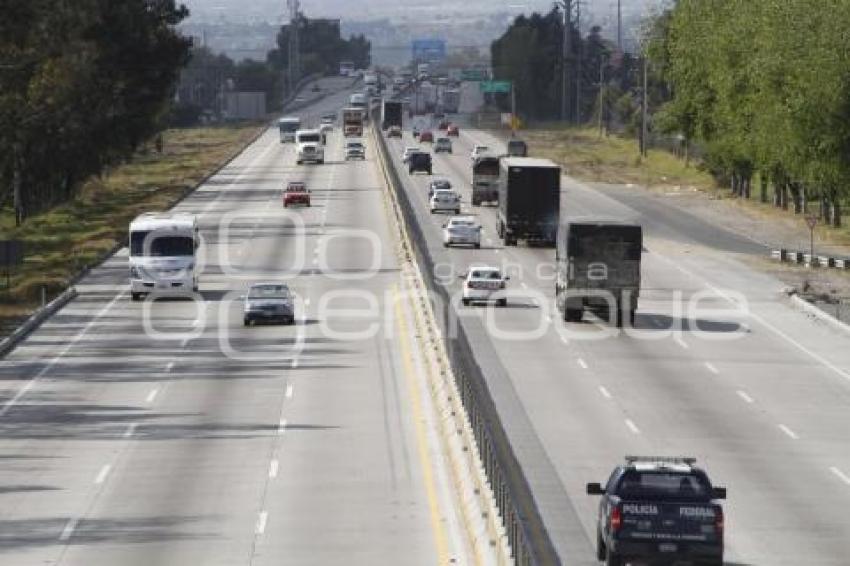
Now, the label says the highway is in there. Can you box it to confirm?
[384,111,850,565]
[0,79,475,565]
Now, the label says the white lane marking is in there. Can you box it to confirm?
[704,362,719,374]
[145,387,159,404]
[577,358,588,369]
[94,464,111,485]
[123,423,137,439]
[312,257,319,265]
[0,291,125,417]
[291,358,299,369]
[655,253,850,384]
[545,314,553,323]
[256,511,268,534]
[165,361,175,372]
[59,518,79,541]
[675,335,690,349]
[520,282,528,289]
[830,466,850,486]
[269,459,279,479]
[285,383,294,399]
[778,424,799,440]
[181,337,190,348]
[495,249,501,254]
[560,335,570,346]
[599,386,612,399]
[625,419,641,434]
[278,419,287,435]
[304,298,311,307]
[736,390,754,404]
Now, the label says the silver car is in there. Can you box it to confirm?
[345,140,366,160]
[243,283,295,326]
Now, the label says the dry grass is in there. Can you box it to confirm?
[520,125,850,249]
[0,124,264,332]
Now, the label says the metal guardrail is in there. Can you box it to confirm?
[772,248,850,269]
[371,109,560,566]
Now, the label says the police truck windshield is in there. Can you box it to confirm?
[616,471,712,501]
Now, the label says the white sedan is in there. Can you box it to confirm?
[461,266,509,306]
[443,216,481,248]
[430,189,461,215]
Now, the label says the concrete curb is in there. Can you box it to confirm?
[0,286,78,359]
[789,293,850,337]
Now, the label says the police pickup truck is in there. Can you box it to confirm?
[586,456,726,566]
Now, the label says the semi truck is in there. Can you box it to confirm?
[441,89,461,114]
[381,100,403,130]
[471,155,500,205]
[555,220,642,326]
[342,107,364,137]
[496,157,560,247]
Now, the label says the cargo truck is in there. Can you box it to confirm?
[471,155,500,205]
[496,157,560,247]
[342,107,364,137]
[555,220,642,326]
[441,89,460,114]
[381,100,403,130]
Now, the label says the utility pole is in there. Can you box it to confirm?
[286,0,300,94]
[617,0,622,52]
[555,0,572,123]
[575,0,582,123]
[640,56,648,157]
[598,55,605,137]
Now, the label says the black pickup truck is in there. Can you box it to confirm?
[587,456,726,566]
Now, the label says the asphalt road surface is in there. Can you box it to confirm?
[0,82,473,565]
[385,115,850,565]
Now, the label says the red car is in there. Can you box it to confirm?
[420,130,434,143]
[438,120,450,130]
[446,124,459,136]
[283,182,310,207]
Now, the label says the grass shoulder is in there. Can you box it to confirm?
[0,123,265,335]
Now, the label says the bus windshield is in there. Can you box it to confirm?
[130,232,194,257]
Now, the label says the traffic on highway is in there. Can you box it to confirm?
[3,3,850,566]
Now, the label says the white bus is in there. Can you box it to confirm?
[278,116,301,143]
[128,213,199,301]
[339,61,355,77]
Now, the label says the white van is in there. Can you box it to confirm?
[296,129,325,164]
[278,116,300,143]
[128,213,199,300]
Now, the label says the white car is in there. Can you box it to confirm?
[461,266,509,306]
[430,189,461,214]
[402,146,420,163]
[443,216,481,248]
[471,145,490,161]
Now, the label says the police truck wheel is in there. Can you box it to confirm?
[131,293,141,302]
[605,549,623,566]
[596,533,606,561]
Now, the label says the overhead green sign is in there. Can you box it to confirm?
[480,80,511,94]
[461,69,487,81]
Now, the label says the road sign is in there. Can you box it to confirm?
[805,214,818,230]
[480,80,511,94]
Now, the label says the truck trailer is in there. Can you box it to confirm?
[497,157,560,246]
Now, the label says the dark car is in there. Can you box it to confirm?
[428,178,452,197]
[387,125,402,138]
[447,124,459,136]
[243,283,295,326]
[587,456,726,566]
[438,120,450,130]
[408,152,432,175]
[507,138,529,157]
